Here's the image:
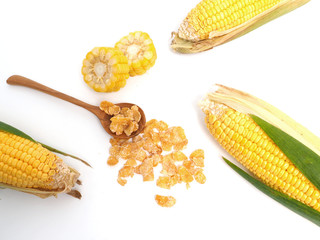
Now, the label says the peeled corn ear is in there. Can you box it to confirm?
[82,47,129,92]
[0,122,81,199]
[200,85,320,224]
[171,0,310,53]
[115,31,157,77]
[202,103,320,210]
[178,0,282,41]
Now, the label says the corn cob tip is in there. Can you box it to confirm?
[52,162,80,193]
[199,84,228,112]
[200,98,226,117]
[170,32,214,54]
[178,20,199,42]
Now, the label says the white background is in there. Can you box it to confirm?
[0,0,320,239]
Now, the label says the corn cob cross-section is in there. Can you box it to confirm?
[0,130,80,198]
[115,31,157,77]
[200,85,320,212]
[82,47,130,92]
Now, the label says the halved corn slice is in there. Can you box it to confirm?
[171,0,310,53]
[82,47,129,92]
[0,122,81,198]
[200,85,320,224]
[115,31,157,77]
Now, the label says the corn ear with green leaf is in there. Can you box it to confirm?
[200,84,320,226]
[0,121,88,199]
[171,0,310,53]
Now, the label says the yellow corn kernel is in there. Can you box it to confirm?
[115,31,157,77]
[203,104,320,211]
[81,47,129,92]
[0,131,79,193]
[178,0,281,41]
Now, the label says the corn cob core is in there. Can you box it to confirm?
[202,103,320,211]
[82,47,130,92]
[178,0,281,41]
[115,31,157,77]
[0,131,79,192]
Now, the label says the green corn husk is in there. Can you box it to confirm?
[171,0,310,53]
[224,158,320,227]
[200,84,320,226]
[251,115,320,192]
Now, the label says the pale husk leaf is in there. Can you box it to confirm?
[200,84,320,158]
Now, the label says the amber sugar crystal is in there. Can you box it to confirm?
[100,101,141,136]
[155,195,176,208]
[107,119,206,207]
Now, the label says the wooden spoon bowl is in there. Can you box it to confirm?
[6,75,146,139]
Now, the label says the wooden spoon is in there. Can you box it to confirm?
[6,75,146,139]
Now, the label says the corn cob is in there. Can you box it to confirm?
[203,104,320,210]
[200,85,320,219]
[171,0,310,53]
[179,0,281,41]
[82,47,129,92]
[0,130,80,198]
[115,31,157,77]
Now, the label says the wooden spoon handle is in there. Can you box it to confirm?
[7,75,99,115]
